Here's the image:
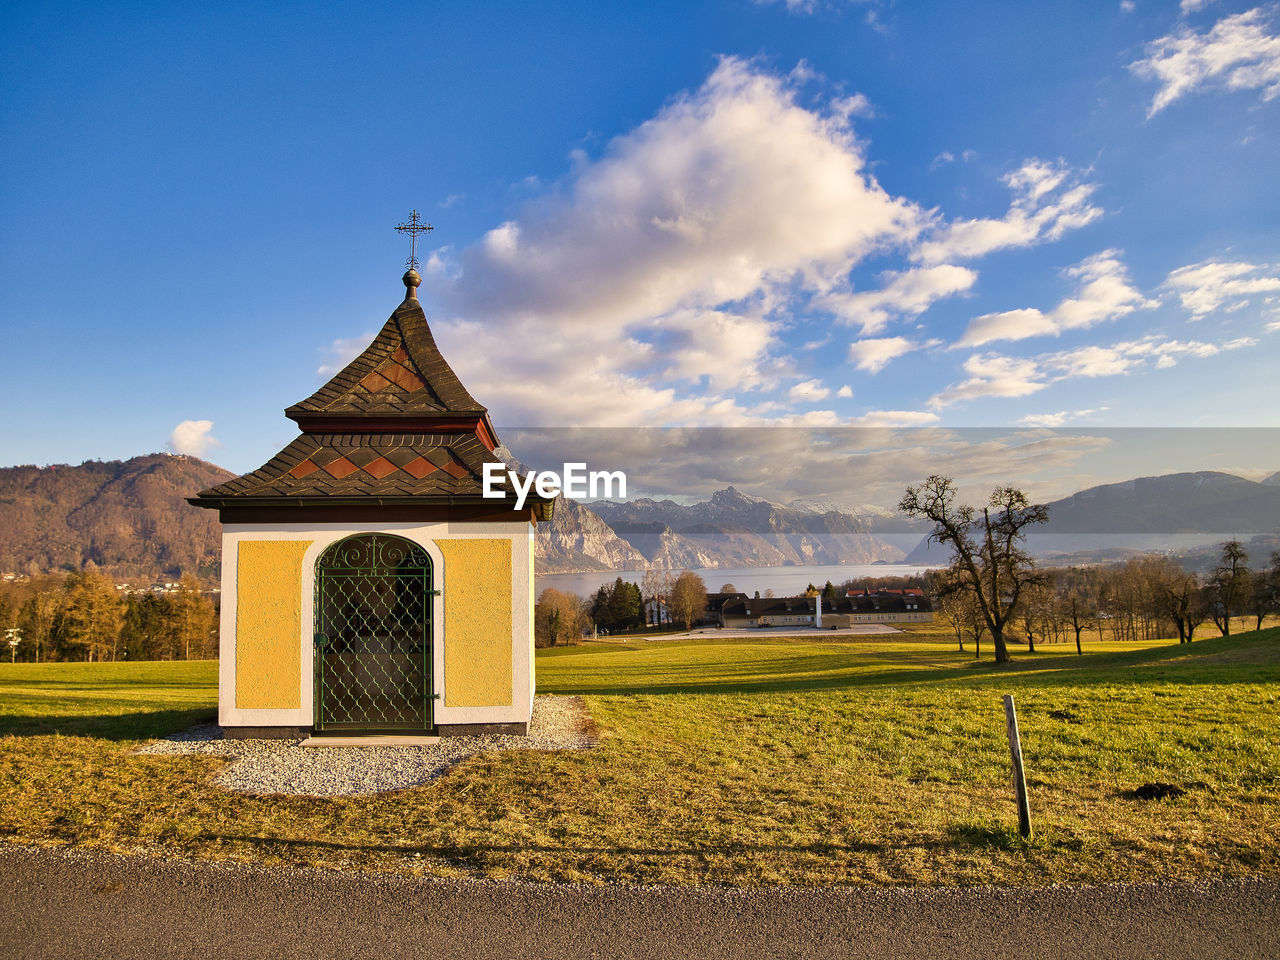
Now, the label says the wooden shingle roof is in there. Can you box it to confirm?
[285,296,487,422]
[193,432,496,501]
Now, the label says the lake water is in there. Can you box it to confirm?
[536,563,932,599]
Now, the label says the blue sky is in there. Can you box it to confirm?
[2,0,1278,504]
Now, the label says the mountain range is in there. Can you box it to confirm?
[2,456,1277,580]
[536,486,903,572]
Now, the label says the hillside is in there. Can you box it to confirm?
[904,470,1280,565]
[0,455,234,581]
[534,496,648,573]
[1044,471,1280,533]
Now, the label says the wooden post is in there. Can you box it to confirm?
[1003,694,1032,838]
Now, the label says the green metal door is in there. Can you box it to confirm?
[313,534,434,733]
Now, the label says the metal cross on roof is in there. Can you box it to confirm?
[395,209,434,271]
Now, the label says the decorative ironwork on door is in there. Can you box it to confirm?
[314,535,434,732]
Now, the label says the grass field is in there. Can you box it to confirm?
[0,661,218,739]
[1,631,1277,887]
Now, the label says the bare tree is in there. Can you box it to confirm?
[929,568,972,653]
[23,589,59,663]
[965,601,988,660]
[1059,588,1095,655]
[535,587,585,647]
[1017,581,1057,653]
[668,571,709,631]
[1207,540,1251,637]
[641,568,673,627]
[1147,557,1207,644]
[899,476,1049,663]
[1246,570,1275,632]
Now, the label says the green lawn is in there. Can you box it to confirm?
[0,661,217,739]
[1,633,1277,887]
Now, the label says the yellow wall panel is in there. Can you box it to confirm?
[438,538,512,707]
[235,540,311,709]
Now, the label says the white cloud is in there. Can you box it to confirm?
[824,264,977,333]
[847,410,941,427]
[655,309,779,391]
[931,334,1257,408]
[831,93,875,119]
[1130,9,1280,116]
[168,420,220,458]
[1181,0,1215,15]
[1121,1,1137,13]
[934,149,978,167]
[789,379,831,402]
[913,159,1103,264]
[1116,334,1257,367]
[756,0,819,11]
[849,336,918,373]
[1019,408,1106,427]
[440,58,920,328]
[929,354,1047,407]
[837,384,854,397]
[1047,344,1136,378]
[1164,259,1280,318]
[958,251,1156,346]
[427,57,925,427]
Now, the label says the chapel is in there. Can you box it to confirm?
[189,217,550,738]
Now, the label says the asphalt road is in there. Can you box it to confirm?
[2,844,1277,960]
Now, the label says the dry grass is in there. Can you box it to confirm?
[1,632,1277,887]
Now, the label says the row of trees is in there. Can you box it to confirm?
[0,568,217,662]
[534,570,712,647]
[902,475,1280,661]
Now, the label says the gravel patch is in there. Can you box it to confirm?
[137,695,596,798]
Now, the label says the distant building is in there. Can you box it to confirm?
[719,590,932,628]
[701,592,748,625]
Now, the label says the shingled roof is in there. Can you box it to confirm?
[192,432,495,502]
[189,269,546,517]
[285,295,488,422]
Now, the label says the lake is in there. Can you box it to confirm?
[536,563,933,599]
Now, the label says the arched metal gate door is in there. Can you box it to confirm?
[313,534,435,733]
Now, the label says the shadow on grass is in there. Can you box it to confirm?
[539,630,1280,696]
[946,823,1033,850]
[196,832,1046,860]
[0,708,216,741]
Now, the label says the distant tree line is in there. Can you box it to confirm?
[902,474,1280,662]
[0,567,217,662]
[926,542,1280,658]
[534,569,711,646]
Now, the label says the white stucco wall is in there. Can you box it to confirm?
[217,520,534,730]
